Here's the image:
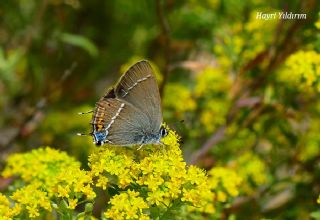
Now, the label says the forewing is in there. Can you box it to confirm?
[114,60,162,133]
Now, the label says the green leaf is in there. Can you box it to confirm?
[59,33,98,57]
[311,211,320,219]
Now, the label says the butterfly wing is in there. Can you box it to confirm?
[114,60,162,133]
[91,98,151,146]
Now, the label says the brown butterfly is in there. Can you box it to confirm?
[79,60,167,147]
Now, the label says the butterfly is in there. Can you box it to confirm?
[82,60,167,147]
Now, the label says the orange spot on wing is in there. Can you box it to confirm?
[95,113,105,131]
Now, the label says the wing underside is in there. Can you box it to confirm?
[91,60,163,146]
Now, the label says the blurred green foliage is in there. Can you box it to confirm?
[1,0,320,219]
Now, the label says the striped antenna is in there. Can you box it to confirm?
[76,133,91,136]
[78,110,93,115]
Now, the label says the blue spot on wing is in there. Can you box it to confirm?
[93,131,107,146]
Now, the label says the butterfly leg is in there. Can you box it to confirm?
[160,141,169,153]
[137,136,146,150]
[137,144,144,150]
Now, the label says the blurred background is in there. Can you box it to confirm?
[1,0,320,219]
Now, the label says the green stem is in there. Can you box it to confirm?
[159,200,182,220]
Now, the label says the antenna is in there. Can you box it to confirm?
[76,133,92,136]
[169,119,185,127]
[78,110,93,115]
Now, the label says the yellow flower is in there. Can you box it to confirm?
[217,191,227,202]
[81,185,96,200]
[104,190,149,220]
[2,147,95,215]
[147,190,166,206]
[185,166,206,185]
[96,175,109,190]
[182,166,214,213]
[57,185,70,198]
[0,193,21,219]
[208,167,242,200]
[68,198,78,209]
[2,147,80,190]
[10,183,52,218]
[214,10,278,70]
[26,206,40,218]
[164,83,196,113]
[89,147,137,189]
[315,19,320,29]
[279,50,320,93]
[230,153,268,194]
[0,193,10,207]
[1,127,239,218]
[195,67,231,97]
[193,67,231,133]
[53,167,94,200]
[200,100,229,133]
[92,127,217,216]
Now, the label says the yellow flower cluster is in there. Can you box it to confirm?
[2,147,80,188]
[89,128,218,218]
[136,146,187,207]
[279,50,320,93]
[1,130,243,219]
[182,166,215,214]
[315,14,320,29]
[51,167,95,209]
[164,83,196,113]
[242,10,278,63]
[2,147,95,217]
[104,190,149,220]
[231,152,268,194]
[214,10,278,69]
[0,193,21,219]
[11,183,52,218]
[90,127,243,219]
[89,146,136,189]
[208,167,242,202]
[195,67,231,133]
[225,127,256,151]
[194,67,231,97]
[200,99,230,133]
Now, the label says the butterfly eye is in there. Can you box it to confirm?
[160,126,168,137]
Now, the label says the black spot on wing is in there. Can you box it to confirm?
[103,88,116,99]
